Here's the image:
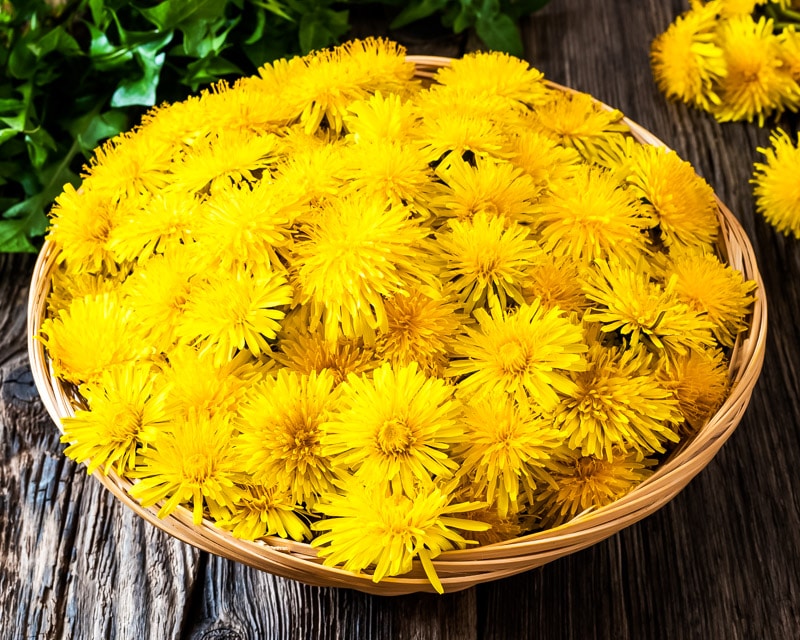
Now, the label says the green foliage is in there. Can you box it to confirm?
[0,0,550,252]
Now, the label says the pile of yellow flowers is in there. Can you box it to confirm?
[651,0,800,238]
[41,38,757,592]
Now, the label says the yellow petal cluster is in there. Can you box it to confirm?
[43,39,756,591]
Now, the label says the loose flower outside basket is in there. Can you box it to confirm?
[27,55,768,595]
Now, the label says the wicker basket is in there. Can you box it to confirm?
[27,55,768,595]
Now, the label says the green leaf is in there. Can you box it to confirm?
[475,10,524,54]
[501,0,551,19]
[74,110,130,154]
[298,8,349,53]
[88,24,135,70]
[390,0,450,28]
[139,0,229,32]
[181,57,243,90]
[0,216,40,253]
[110,32,174,107]
[0,128,18,147]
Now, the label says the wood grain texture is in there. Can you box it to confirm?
[2,0,799,637]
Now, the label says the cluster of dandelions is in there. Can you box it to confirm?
[651,0,800,238]
[40,38,757,592]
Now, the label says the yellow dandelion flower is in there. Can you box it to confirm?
[752,128,800,238]
[507,130,582,196]
[522,253,589,314]
[436,213,539,313]
[432,51,551,106]
[432,155,538,224]
[216,482,311,541]
[628,144,719,250]
[456,505,529,546]
[107,192,200,263]
[412,108,511,163]
[376,288,463,376]
[322,363,463,494]
[650,1,727,110]
[533,165,652,266]
[714,15,800,124]
[236,369,340,507]
[718,0,764,15]
[39,292,153,385]
[47,184,133,273]
[61,362,168,475]
[778,26,800,82]
[344,91,418,143]
[139,94,213,147]
[293,193,434,343]
[582,259,716,359]
[258,38,415,135]
[193,179,299,270]
[536,449,654,528]
[122,247,200,348]
[199,77,298,134]
[531,91,629,161]
[311,480,488,593]
[160,346,262,419]
[457,394,563,518]
[47,266,120,316]
[274,311,379,384]
[129,412,244,525]
[660,347,730,433]
[82,129,173,199]
[175,264,293,365]
[339,140,437,215]
[168,129,279,194]
[448,301,588,411]
[668,249,757,347]
[270,140,346,212]
[556,343,681,461]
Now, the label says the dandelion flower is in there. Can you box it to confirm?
[536,449,654,528]
[270,140,346,212]
[522,253,589,314]
[556,343,682,460]
[175,264,293,364]
[275,311,379,384]
[650,1,727,110]
[432,155,538,224]
[47,184,132,273]
[533,165,652,266]
[108,192,200,263]
[40,292,153,385]
[412,109,510,162]
[531,91,629,161]
[660,347,730,433]
[628,144,719,250]
[376,288,463,376]
[582,259,716,359]
[714,15,799,124]
[168,129,279,194]
[448,301,588,411]
[129,412,243,524]
[61,362,168,474]
[216,482,311,541]
[160,346,261,419]
[668,249,757,347]
[344,91,418,143]
[457,394,563,518]
[83,130,173,199]
[193,179,299,270]
[778,26,800,82]
[436,213,539,313]
[236,369,340,507]
[433,51,550,106]
[322,363,463,494]
[311,480,488,593]
[507,130,582,195]
[752,128,800,238]
[293,193,433,343]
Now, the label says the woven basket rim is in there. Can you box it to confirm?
[26,55,769,595]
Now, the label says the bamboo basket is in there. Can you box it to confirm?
[27,55,768,595]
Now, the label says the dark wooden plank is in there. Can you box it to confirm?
[0,254,201,640]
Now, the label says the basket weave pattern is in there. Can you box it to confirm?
[27,56,768,595]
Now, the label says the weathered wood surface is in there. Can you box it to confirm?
[2,0,799,637]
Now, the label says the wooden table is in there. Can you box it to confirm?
[2,0,799,637]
